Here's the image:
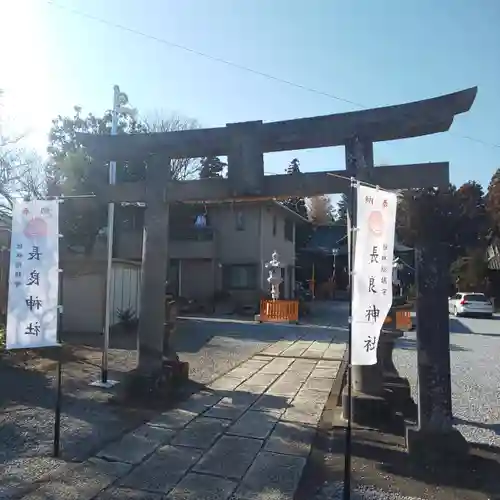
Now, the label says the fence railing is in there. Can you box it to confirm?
[384,308,412,330]
[259,299,299,323]
[170,227,214,241]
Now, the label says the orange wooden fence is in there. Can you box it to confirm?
[384,309,412,330]
[260,300,299,323]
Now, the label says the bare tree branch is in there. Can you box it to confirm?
[306,195,335,224]
[0,91,47,223]
[142,111,201,180]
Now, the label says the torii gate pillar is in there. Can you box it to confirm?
[342,137,390,425]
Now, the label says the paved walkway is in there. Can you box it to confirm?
[22,331,346,500]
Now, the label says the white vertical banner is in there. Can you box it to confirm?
[352,185,397,365]
[6,200,60,349]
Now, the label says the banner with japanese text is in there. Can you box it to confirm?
[351,185,397,365]
[6,200,60,349]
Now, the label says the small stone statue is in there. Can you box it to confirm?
[265,250,283,300]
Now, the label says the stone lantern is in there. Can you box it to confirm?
[265,250,283,300]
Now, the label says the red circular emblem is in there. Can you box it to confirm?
[368,210,384,236]
[24,217,48,239]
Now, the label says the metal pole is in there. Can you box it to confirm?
[92,85,122,388]
[53,200,64,457]
[347,211,351,291]
[53,267,63,457]
[343,177,356,500]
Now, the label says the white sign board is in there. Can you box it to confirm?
[352,185,397,365]
[6,200,60,349]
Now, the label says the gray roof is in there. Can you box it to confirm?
[301,224,413,255]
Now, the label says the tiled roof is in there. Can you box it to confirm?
[302,225,347,254]
[301,224,413,255]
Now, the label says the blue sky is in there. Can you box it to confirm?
[2,0,500,196]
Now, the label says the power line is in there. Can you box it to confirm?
[46,1,500,151]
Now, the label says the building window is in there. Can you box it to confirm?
[272,215,277,236]
[284,219,294,242]
[223,264,257,289]
[235,211,245,231]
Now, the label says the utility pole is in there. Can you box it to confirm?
[91,85,137,389]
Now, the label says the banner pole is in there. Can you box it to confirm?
[343,176,356,500]
[53,200,63,458]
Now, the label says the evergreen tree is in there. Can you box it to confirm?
[283,158,307,219]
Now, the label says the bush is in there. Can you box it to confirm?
[116,307,138,331]
[0,326,5,350]
[407,284,417,300]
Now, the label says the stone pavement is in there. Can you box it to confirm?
[21,330,346,500]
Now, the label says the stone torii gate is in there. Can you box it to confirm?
[79,87,476,454]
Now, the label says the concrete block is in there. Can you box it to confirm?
[203,393,259,420]
[265,421,316,457]
[97,487,164,499]
[244,372,281,387]
[310,367,336,379]
[259,358,294,375]
[209,376,243,391]
[149,409,198,430]
[177,391,223,413]
[97,424,176,465]
[22,459,131,500]
[282,340,314,357]
[235,451,307,500]
[282,400,324,425]
[193,435,263,480]
[250,393,292,417]
[171,417,230,449]
[236,383,268,395]
[294,389,330,406]
[265,380,301,398]
[260,340,294,356]
[166,473,237,499]
[119,445,202,493]
[302,377,334,393]
[227,410,278,439]
[316,360,341,370]
[321,344,346,359]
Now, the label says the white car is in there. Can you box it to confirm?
[448,292,494,318]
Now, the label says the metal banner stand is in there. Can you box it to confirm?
[343,177,357,500]
[53,198,64,458]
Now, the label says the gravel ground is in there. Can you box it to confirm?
[316,482,424,499]
[394,314,500,447]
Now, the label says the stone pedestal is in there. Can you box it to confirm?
[406,426,469,463]
[120,359,190,405]
[342,356,390,426]
[405,243,469,460]
[342,340,390,426]
[379,328,412,401]
[342,389,390,427]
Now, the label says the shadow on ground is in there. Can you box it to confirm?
[63,316,349,356]
[396,336,470,352]
[320,386,500,500]
[454,417,500,436]
[10,384,321,500]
